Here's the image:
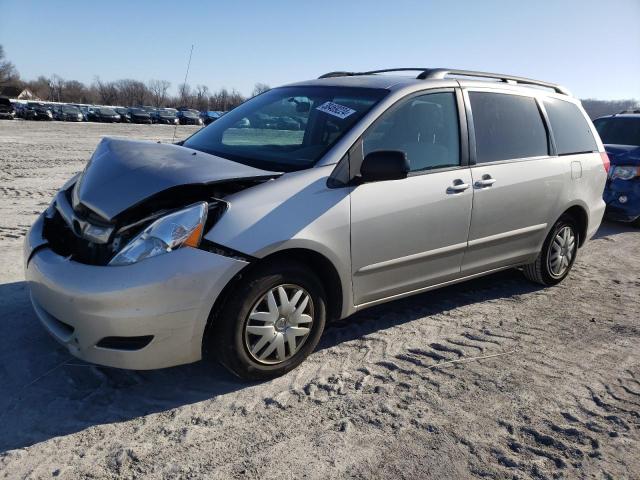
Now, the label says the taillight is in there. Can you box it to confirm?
[600,152,610,173]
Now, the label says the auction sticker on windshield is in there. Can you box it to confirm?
[316,101,356,119]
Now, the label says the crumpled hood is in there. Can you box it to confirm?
[604,144,640,167]
[74,137,278,221]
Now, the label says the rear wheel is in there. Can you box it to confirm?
[523,216,579,286]
[208,262,327,380]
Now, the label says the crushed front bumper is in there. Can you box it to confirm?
[24,214,248,370]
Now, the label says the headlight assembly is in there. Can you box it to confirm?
[109,202,208,266]
[610,165,639,181]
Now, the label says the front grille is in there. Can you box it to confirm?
[43,211,115,265]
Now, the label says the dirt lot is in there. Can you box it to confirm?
[1,121,639,479]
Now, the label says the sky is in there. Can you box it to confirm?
[1,0,639,100]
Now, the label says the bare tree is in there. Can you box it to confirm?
[195,84,210,111]
[251,83,270,97]
[581,98,640,119]
[115,79,148,106]
[0,45,20,86]
[93,77,119,105]
[147,79,171,107]
[48,74,65,102]
[63,80,93,103]
[178,83,193,107]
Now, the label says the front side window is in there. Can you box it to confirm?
[544,98,598,155]
[363,92,460,172]
[469,92,548,163]
[184,86,387,172]
[593,117,640,147]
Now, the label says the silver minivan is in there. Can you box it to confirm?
[25,68,608,379]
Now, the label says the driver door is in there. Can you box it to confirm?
[350,90,473,306]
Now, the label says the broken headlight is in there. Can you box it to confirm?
[109,202,208,266]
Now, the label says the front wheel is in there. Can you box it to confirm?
[207,262,327,380]
[523,216,579,286]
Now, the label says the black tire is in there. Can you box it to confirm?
[523,215,579,286]
[207,261,327,380]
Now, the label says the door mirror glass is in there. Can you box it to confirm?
[360,150,409,182]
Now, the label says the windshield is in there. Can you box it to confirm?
[594,117,640,146]
[130,108,147,115]
[160,110,176,116]
[63,106,79,113]
[181,111,199,118]
[183,86,387,171]
[99,108,116,115]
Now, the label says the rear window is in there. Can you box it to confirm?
[593,117,640,147]
[543,98,598,155]
[469,92,548,163]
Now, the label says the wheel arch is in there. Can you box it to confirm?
[561,204,589,247]
[203,247,345,356]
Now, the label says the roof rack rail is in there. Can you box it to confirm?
[318,67,571,96]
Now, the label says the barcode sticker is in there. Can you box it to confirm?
[316,101,356,119]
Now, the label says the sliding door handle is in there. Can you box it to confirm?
[447,180,470,193]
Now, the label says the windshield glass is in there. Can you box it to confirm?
[160,110,176,116]
[63,106,79,113]
[594,117,640,146]
[183,86,387,171]
[129,108,147,115]
[99,108,116,115]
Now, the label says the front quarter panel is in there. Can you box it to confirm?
[204,165,354,317]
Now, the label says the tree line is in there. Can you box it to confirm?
[0,45,270,111]
[1,44,637,117]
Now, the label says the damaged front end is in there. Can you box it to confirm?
[43,181,246,265]
[41,138,279,266]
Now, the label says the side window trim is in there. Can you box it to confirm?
[328,87,469,187]
[535,96,558,157]
[462,88,555,166]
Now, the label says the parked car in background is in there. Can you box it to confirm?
[25,68,607,380]
[594,111,640,226]
[87,107,121,123]
[48,104,62,119]
[177,109,203,125]
[202,110,224,125]
[0,96,15,119]
[128,107,152,124]
[13,102,28,119]
[115,107,131,123]
[152,108,179,124]
[56,105,84,122]
[24,102,53,121]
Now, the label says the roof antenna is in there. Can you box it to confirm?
[173,44,194,143]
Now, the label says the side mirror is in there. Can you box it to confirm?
[360,150,409,183]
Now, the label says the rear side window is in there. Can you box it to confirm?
[469,92,548,163]
[543,98,598,155]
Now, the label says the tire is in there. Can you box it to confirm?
[523,215,579,286]
[207,261,327,380]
